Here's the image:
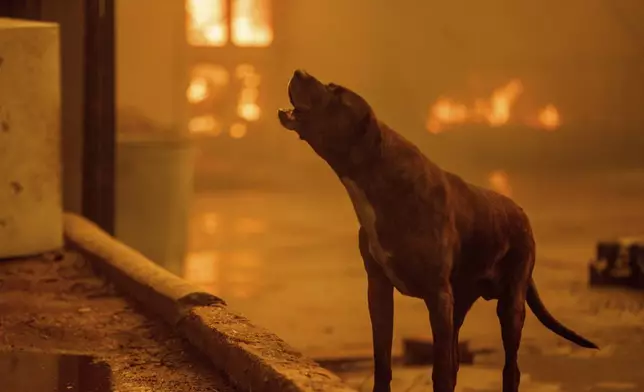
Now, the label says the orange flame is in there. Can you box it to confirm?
[236,64,261,122]
[488,170,512,197]
[537,104,561,131]
[229,122,248,138]
[426,79,561,133]
[186,64,229,104]
[187,77,210,104]
[231,0,273,47]
[427,99,468,133]
[188,115,221,135]
[186,0,228,47]
[186,0,273,47]
[486,80,523,126]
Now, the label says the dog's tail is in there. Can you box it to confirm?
[526,278,599,349]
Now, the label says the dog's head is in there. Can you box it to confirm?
[278,70,377,164]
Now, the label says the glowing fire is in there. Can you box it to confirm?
[488,170,512,197]
[187,64,261,136]
[187,64,229,104]
[231,0,273,47]
[429,100,468,129]
[236,64,261,122]
[426,79,561,134]
[186,0,273,47]
[187,77,209,103]
[486,80,523,126]
[188,115,221,135]
[229,122,248,138]
[537,104,561,131]
[186,0,228,47]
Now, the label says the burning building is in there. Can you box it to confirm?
[112,0,644,287]
[119,0,644,194]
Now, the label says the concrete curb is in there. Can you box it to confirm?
[63,213,355,392]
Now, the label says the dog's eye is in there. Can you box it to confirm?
[327,83,343,95]
[293,108,308,119]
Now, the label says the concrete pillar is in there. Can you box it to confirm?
[115,135,195,275]
[0,18,62,258]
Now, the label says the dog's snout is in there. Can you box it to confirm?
[293,69,310,80]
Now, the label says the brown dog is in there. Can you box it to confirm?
[278,70,598,392]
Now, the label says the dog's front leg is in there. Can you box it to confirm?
[424,267,455,392]
[359,229,394,392]
[368,269,394,392]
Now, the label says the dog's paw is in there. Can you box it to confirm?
[371,384,391,392]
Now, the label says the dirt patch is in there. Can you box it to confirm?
[0,250,237,391]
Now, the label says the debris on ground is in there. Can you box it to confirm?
[589,237,644,289]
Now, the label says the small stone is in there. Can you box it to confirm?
[43,251,64,262]
[77,307,91,313]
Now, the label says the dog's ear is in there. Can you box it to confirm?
[340,91,370,119]
[348,112,381,166]
[357,112,381,146]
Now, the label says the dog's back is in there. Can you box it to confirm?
[444,171,534,280]
[376,122,534,280]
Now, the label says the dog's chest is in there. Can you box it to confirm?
[341,177,411,294]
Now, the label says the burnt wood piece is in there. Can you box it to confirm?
[589,243,644,289]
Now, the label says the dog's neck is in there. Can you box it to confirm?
[323,119,384,180]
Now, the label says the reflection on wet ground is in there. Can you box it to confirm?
[0,351,111,392]
[338,361,643,392]
[325,334,644,391]
[180,171,644,391]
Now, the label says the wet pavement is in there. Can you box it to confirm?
[179,170,644,391]
[0,351,111,392]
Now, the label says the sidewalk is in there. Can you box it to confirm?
[0,251,237,391]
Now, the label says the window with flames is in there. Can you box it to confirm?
[185,0,272,138]
[426,79,562,134]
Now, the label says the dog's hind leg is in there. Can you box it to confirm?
[496,247,534,392]
[359,229,394,392]
[496,290,526,392]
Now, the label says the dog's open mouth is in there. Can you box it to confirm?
[278,86,304,131]
[278,108,298,130]
[278,79,297,130]
[278,70,318,131]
